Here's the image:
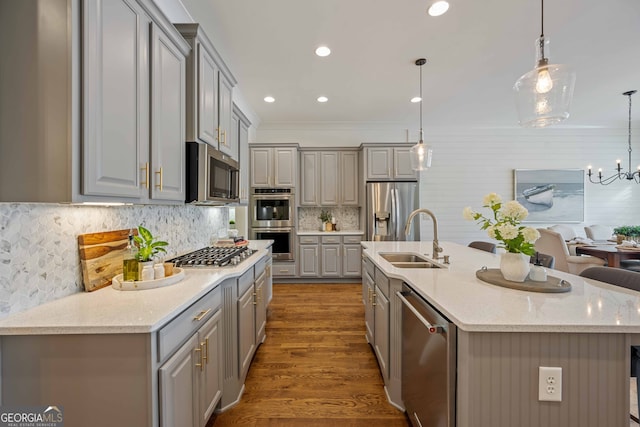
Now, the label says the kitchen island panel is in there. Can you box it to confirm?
[1,333,155,427]
[457,330,631,427]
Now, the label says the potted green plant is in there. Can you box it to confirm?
[134,225,168,280]
[229,219,236,229]
[613,225,640,243]
[319,210,332,231]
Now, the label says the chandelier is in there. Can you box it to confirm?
[587,90,640,185]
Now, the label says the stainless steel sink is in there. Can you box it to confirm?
[390,261,439,269]
[379,252,442,269]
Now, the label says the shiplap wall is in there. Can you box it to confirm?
[256,124,640,245]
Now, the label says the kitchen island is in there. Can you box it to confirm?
[0,241,273,427]
[362,240,640,427]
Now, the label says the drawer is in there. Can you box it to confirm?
[375,266,390,298]
[255,255,267,279]
[238,267,254,296]
[299,235,319,244]
[158,286,221,363]
[343,235,362,244]
[363,256,375,279]
[273,262,296,276]
[321,235,341,244]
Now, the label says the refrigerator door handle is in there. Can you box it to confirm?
[391,188,398,241]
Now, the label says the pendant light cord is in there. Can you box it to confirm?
[419,61,423,142]
[628,91,634,169]
[540,0,544,38]
[538,0,546,62]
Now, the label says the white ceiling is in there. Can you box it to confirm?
[175,0,640,129]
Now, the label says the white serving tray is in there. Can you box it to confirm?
[112,268,185,291]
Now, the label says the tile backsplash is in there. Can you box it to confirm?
[0,203,228,318]
[298,207,360,231]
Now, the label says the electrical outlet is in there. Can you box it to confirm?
[538,367,562,402]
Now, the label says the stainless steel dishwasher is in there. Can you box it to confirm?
[398,283,457,427]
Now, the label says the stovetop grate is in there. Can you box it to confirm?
[168,246,255,268]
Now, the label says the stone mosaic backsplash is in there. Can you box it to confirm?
[0,203,228,318]
[298,207,360,231]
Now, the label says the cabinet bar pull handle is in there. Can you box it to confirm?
[216,127,221,142]
[140,163,149,189]
[155,167,163,190]
[202,339,209,364]
[195,346,203,370]
[372,292,377,306]
[193,308,211,321]
[279,269,288,273]
[221,130,226,145]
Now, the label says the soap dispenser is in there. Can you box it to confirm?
[529,252,548,282]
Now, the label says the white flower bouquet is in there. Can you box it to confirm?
[463,193,540,256]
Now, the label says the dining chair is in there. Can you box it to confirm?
[535,228,606,274]
[468,241,497,254]
[529,252,555,269]
[579,266,640,418]
[584,224,614,242]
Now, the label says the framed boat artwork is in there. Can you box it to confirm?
[513,169,584,223]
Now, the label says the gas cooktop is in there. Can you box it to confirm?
[168,246,255,268]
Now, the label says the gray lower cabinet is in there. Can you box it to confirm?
[238,281,256,382]
[362,258,375,344]
[321,244,341,276]
[299,236,320,277]
[299,245,319,276]
[221,255,272,410]
[299,234,362,278]
[159,309,222,427]
[362,255,403,410]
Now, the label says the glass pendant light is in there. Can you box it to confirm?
[410,58,433,171]
[513,0,576,128]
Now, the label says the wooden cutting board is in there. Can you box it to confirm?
[77,229,137,292]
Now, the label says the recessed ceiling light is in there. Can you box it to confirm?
[315,46,331,57]
[411,97,422,103]
[428,1,449,16]
[317,96,328,103]
[264,96,275,103]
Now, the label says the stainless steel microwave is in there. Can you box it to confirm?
[186,142,239,204]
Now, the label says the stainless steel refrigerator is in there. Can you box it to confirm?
[366,182,419,241]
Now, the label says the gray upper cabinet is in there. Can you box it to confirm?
[320,152,339,205]
[176,24,238,160]
[217,75,234,157]
[150,23,186,201]
[82,0,150,199]
[365,146,416,181]
[300,152,319,205]
[300,150,359,206]
[340,151,360,205]
[233,104,251,204]
[250,146,297,188]
[83,0,189,203]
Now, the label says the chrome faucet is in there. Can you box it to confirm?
[404,208,443,259]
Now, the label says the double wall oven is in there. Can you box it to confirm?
[249,188,294,261]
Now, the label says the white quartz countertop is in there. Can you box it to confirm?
[297,230,364,235]
[362,241,640,333]
[0,241,273,336]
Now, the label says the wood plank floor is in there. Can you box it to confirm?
[210,283,410,427]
